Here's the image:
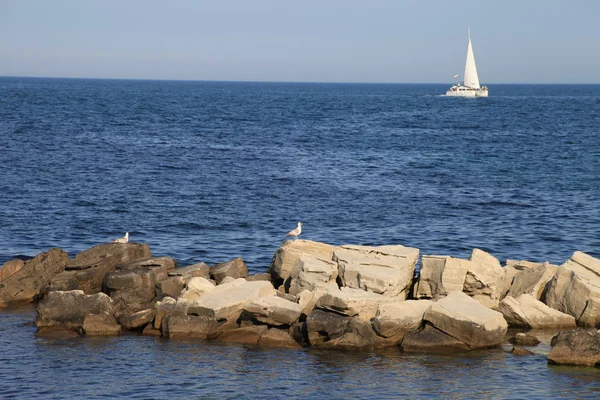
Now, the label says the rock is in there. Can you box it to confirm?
[187,279,275,325]
[423,292,508,348]
[83,314,121,336]
[118,308,156,329]
[547,329,600,367]
[179,277,216,301]
[275,291,297,302]
[142,325,162,336]
[413,255,470,299]
[156,276,186,299]
[401,324,470,352]
[499,260,542,299]
[287,253,339,296]
[463,249,505,308]
[210,258,248,284]
[50,243,151,294]
[305,309,383,350]
[36,290,113,330]
[0,248,70,307]
[247,273,272,282]
[511,347,534,356]
[544,252,600,327]
[164,313,223,339]
[297,288,327,316]
[154,297,180,330]
[169,262,210,280]
[219,276,237,285]
[316,287,402,320]
[243,294,303,326]
[258,328,302,348]
[507,262,558,300]
[509,333,541,346]
[104,257,175,313]
[268,240,336,287]
[215,325,269,345]
[372,300,432,338]
[335,244,419,298]
[499,294,577,328]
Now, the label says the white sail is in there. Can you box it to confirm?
[463,35,480,89]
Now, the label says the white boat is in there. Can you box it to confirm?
[446,27,488,97]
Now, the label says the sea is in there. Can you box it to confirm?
[0,77,599,398]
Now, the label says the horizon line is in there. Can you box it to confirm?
[1,75,600,86]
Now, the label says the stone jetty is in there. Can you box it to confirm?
[1,239,600,367]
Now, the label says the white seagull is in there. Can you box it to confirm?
[112,232,129,244]
[286,222,302,241]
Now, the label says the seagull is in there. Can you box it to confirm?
[112,232,129,244]
[286,222,302,241]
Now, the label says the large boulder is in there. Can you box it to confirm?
[258,328,302,348]
[305,309,395,349]
[547,329,600,367]
[463,249,505,308]
[83,314,121,336]
[36,290,113,330]
[187,279,275,326]
[50,243,151,294]
[179,277,216,301]
[0,248,70,307]
[243,295,303,326]
[210,258,248,284]
[335,244,419,298]
[164,313,223,339]
[268,240,335,287]
[413,255,470,299]
[214,326,269,345]
[499,260,541,299]
[506,262,558,300]
[372,300,432,338]
[401,324,470,352]
[104,257,175,314]
[118,308,156,330]
[316,287,402,320]
[156,276,186,299]
[423,292,507,348]
[544,252,600,327]
[499,294,577,328]
[169,262,210,280]
[286,253,339,296]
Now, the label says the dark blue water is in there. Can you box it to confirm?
[1,78,600,398]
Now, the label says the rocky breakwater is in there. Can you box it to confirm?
[2,238,600,365]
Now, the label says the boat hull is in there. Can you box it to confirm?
[445,88,488,98]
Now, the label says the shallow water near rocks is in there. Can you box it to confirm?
[1,79,600,398]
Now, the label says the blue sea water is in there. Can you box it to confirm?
[1,78,600,398]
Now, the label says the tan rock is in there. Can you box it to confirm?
[118,308,156,329]
[164,313,222,339]
[215,325,269,345]
[372,300,432,338]
[423,291,507,348]
[243,294,303,326]
[499,260,540,299]
[335,244,419,298]
[316,287,402,320]
[499,294,577,328]
[507,262,558,300]
[83,314,121,336]
[287,253,338,296]
[179,277,216,301]
[210,258,248,284]
[463,249,505,308]
[268,240,335,287]
[258,328,302,348]
[414,255,470,299]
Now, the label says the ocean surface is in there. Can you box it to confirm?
[1,78,600,398]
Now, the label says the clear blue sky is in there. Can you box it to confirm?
[1,0,599,83]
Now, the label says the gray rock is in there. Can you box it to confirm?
[499,260,543,299]
[335,244,419,298]
[413,255,470,299]
[83,314,121,336]
[51,243,151,294]
[210,258,248,284]
[509,333,540,346]
[423,292,508,348]
[0,248,70,307]
[164,313,223,339]
[499,294,576,328]
[548,329,600,367]
[507,262,558,300]
[156,276,186,299]
[36,290,113,329]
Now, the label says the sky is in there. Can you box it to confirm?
[1,0,599,83]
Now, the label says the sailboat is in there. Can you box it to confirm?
[446,27,488,97]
